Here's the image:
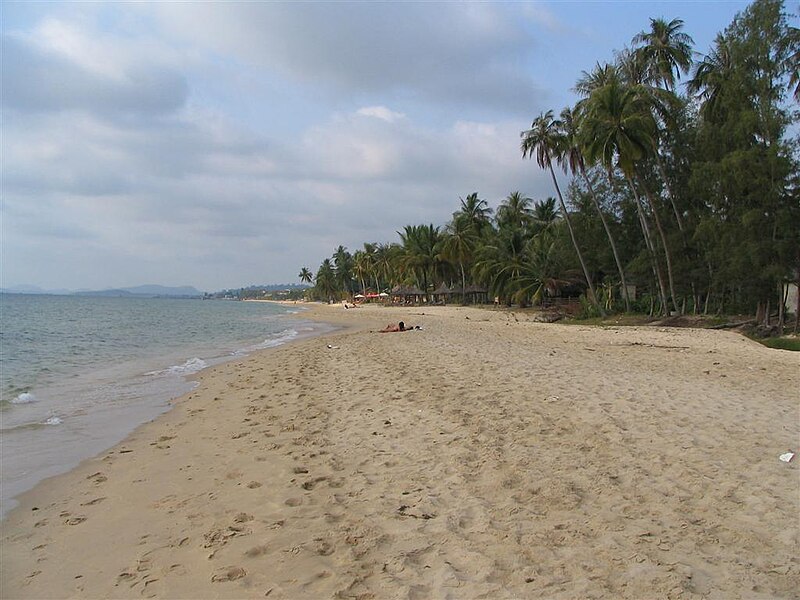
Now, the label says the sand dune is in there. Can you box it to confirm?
[2,304,798,599]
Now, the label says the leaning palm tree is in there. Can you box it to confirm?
[579,79,672,314]
[632,19,694,235]
[521,110,603,315]
[561,105,631,311]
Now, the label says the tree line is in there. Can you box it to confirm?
[300,0,799,331]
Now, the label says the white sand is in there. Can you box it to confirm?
[2,304,798,599]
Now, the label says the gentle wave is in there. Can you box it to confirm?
[1,415,61,434]
[147,358,208,377]
[253,328,299,349]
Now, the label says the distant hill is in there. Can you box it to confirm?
[1,285,73,295]
[76,285,203,298]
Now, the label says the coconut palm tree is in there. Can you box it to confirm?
[633,17,695,92]
[561,105,631,311]
[688,33,734,120]
[456,193,493,236]
[521,110,603,314]
[298,267,313,285]
[532,197,560,231]
[440,214,479,302]
[399,224,442,300]
[579,78,672,314]
[495,191,534,232]
[314,259,337,302]
[632,19,694,235]
[574,62,620,98]
[332,245,354,297]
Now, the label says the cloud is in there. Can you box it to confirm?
[356,106,406,123]
[2,19,188,115]
[152,3,544,115]
[2,5,564,290]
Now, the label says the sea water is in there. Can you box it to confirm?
[0,294,332,518]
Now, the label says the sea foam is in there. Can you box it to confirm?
[148,358,208,377]
[12,392,36,404]
[254,328,299,349]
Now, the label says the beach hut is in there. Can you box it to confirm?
[432,283,454,305]
[391,285,426,305]
[463,284,489,305]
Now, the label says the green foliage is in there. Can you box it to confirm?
[298,0,799,328]
[759,337,800,351]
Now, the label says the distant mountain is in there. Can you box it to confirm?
[1,285,73,295]
[122,285,203,297]
[76,285,203,298]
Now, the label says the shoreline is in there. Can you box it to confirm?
[2,303,798,598]
[0,302,340,520]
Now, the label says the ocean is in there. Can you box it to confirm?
[0,294,332,518]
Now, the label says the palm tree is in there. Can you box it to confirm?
[688,33,734,120]
[456,193,493,235]
[632,19,694,235]
[579,78,672,314]
[633,18,695,91]
[786,25,799,101]
[353,250,370,295]
[314,259,337,302]
[298,267,313,284]
[440,214,479,302]
[521,110,603,315]
[495,191,534,231]
[561,105,631,311]
[399,224,442,300]
[332,245,354,296]
[532,197,560,231]
[574,62,619,98]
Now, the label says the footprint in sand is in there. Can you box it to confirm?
[211,566,247,582]
[81,497,106,506]
[244,545,268,558]
[285,497,302,507]
[87,472,107,484]
[246,481,262,489]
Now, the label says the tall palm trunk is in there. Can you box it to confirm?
[653,150,684,233]
[459,261,467,305]
[623,173,670,315]
[579,164,631,311]
[547,159,604,315]
[637,172,680,314]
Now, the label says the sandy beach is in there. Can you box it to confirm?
[1,303,798,599]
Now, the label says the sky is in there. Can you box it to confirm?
[2,0,754,292]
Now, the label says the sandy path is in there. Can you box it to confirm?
[2,304,798,599]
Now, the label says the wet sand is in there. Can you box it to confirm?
[2,303,798,599]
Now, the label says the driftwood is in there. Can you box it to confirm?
[708,319,757,330]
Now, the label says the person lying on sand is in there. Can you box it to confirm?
[379,321,420,333]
